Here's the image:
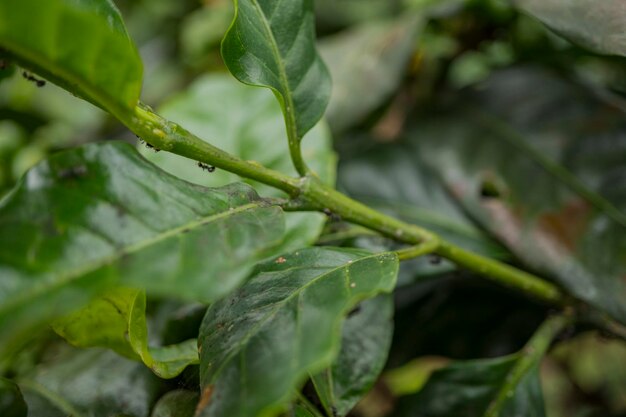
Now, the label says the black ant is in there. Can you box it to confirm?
[22,71,45,87]
[323,208,341,222]
[347,304,361,318]
[137,137,160,152]
[197,162,216,173]
[429,254,442,265]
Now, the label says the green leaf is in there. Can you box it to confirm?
[393,314,568,417]
[319,18,419,134]
[0,142,285,356]
[52,287,199,378]
[0,0,143,118]
[151,390,199,417]
[412,67,626,323]
[196,247,399,417]
[393,355,546,417]
[311,295,394,417]
[0,378,27,417]
[221,0,331,140]
[513,0,626,57]
[19,347,161,417]
[140,74,336,252]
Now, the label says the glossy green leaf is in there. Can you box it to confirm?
[393,355,546,417]
[141,74,336,252]
[0,377,27,417]
[197,247,399,417]
[0,142,285,356]
[514,0,626,57]
[19,347,161,417]
[221,0,331,140]
[0,0,143,117]
[53,287,199,378]
[319,18,419,134]
[412,67,626,323]
[151,390,199,417]
[311,295,394,417]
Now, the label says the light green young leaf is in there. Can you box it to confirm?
[141,74,336,252]
[197,247,399,417]
[0,0,143,118]
[311,295,394,417]
[53,287,198,379]
[0,142,285,357]
[221,0,331,141]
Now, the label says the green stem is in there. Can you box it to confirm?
[301,177,439,244]
[123,106,567,307]
[126,105,302,196]
[484,313,572,417]
[294,391,326,417]
[301,178,565,305]
[396,240,440,261]
[436,241,566,305]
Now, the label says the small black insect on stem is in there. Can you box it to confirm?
[197,162,216,173]
[137,136,160,152]
[323,208,342,222]
[22,71,46,87]
[429,254,443,265]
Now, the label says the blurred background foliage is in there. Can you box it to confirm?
[1,0,625,416]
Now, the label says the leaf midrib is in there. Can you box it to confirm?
[0,202,265,316]
[248,0,300,141]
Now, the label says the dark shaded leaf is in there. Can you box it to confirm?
[19,347,161,417]
[412,67,626,323]
[319,18,419,134]
[311,295,394,417]
[392,314,569,417]
[197,247,399,417]
[151,390,199,417]
[221,0,331,139]
[393,355,546,417]
[514,0,626,57]
[0,377,27,417]
[0,0,143,117]
[0,142,285,356]
[338,138,508,285]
